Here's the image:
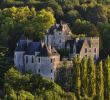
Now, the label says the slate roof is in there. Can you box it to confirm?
[66,40,76,53]
[38,44,53,57]
[15,40,41,55]
[25,42,41,55]
[66,39,84,54]
[76,40,84,53]
[15,38,60,56]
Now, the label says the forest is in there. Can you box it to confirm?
[0,0,110,100]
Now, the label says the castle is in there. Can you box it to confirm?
[14,23,99,81]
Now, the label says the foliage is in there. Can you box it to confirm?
[104,56,110,100]
[87,57,96,97]
[3,67,74,100]
[57,56,110,99]
[0,0,110,99]
[0,6,55,55]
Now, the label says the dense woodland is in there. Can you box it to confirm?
[0,0,110,100]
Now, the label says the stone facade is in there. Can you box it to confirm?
[65,37,99,60]
[14,23,100,81]
[45,23,72,49]
[14,40,60,81]
[79,37,99,60]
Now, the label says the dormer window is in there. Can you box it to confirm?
[26,56,28,63]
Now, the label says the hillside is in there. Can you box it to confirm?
[0,0,110,100]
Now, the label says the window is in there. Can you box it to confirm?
[59,40,61,43]
[26,56,28,63]
[32,56,34,63]
[85,48,87,53]
[38,58,40,63]
[59,33,61,35]
[94,48,97,53]
[51,59,53,63]
[51,69,53,73]
[38,69,40,73]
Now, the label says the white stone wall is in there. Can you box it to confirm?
[35,52,40,56]
[36,57,54,81]
[24,55,36,73]
[44,35,54,46]
[14,51,25,71]
[24,55,60,81]
[45,24,72,49]
[45,32,68,49]
[54,31,66,48]
[79,37,99,60]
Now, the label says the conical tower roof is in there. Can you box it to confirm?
[38,44,52,57]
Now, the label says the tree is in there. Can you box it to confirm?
[72,56,81,99]
[96,61,104,100]
[32,9,55,39]
[72,19,99,36]
[104,56,110,100]
[47,0,64,19]
[97,22,110,58]
[4,67,74,100]
[64,10,80,25]
[87,57,96,97]
[86,5,108,24]
[0,7,55,55]
[4,67,22,93]
[7,89,17,100]
[80,57,88,97]
[18,90,34,100]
